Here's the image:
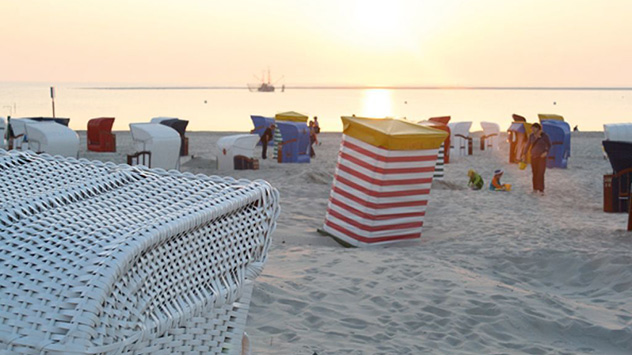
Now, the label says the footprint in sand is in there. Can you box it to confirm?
[339,317,368,329]
[309,291,328,300]
[465,300,502,317]
[373,266,388,275]
[421,305,453,318]
[612,281,632,292]
[278,298,308,315]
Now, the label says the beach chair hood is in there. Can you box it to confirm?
[604,123,632,142]
[129,123,180,170]
[87,117,116,152]
[344,116,447,150]
[217,134,260,169]
[25,121,80,158]
[250,115,275,146]
[538,113,564,122]
[541,120,571,168]
[428,116,451,125]
[275,111,309,123]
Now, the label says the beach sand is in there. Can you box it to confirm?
[81,131,632,354]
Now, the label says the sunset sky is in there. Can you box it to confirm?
[2,0,631,87]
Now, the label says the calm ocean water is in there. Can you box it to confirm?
[1,82,630,132]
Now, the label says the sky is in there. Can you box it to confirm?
[2,0,632,87]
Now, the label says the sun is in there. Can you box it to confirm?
[351,0,405,45]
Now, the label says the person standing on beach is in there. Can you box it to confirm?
[309,120,318,157]
[522,122,551,194]
[260,123,275,159]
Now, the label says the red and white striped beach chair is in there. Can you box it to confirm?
[321,116,448,247]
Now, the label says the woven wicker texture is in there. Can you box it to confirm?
[0,150,280,354]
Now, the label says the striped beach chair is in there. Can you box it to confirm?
[434,143,445,180]
[273,111,308,161]
[0,150,280,354]
[418,117,451,179]
[321,116,447,247]
[273,127,282,160]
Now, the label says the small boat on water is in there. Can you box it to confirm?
[250,82,275,92]
[248,68,283,92]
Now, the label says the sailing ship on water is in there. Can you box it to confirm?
[248,68,284,92]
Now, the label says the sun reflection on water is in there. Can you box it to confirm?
[361,89,393,118]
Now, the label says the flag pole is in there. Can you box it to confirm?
[50,86,56,118]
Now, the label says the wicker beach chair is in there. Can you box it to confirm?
[480,121,500,151]
[87,117,116,152]
[0,150,280,354]
[448,121,472,157]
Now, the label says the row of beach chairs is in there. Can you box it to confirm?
[0,116,190,171]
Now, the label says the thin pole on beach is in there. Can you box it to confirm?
[628,185,632,231]
[50,86,56,118]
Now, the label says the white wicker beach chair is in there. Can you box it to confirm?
[480,121,500,151]
[24,121,80,158]
[448,121,472,157]
[0,150,280,354]
[129,123,181,170]
[217,134,260,170]
[0,117,5,149]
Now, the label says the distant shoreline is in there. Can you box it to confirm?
[80,86,632,91]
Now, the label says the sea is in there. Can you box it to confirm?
[1,82,630,133]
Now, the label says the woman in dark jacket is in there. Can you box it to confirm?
[522,123,551,194]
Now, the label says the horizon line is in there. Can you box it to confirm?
[80,85,632,91]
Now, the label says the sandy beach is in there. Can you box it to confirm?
[80,130,632,354]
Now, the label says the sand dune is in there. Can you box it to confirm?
[80,131,632,354]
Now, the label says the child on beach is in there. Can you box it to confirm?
[467,169,484,190]
[489,169,511,191]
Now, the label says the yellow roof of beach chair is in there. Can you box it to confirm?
[538,113,564,122]
[341,116,448,150]
[275,111,309,122]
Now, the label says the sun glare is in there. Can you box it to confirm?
[361,89,393,118]
[351,0,405,45]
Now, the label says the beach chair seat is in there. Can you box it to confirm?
[0,150,280,354]
[127,150,152,167]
